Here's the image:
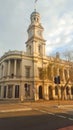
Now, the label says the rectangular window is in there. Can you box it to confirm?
[15,85,19,98]
[8,85,13,98]
[25,66,30,78]
[38,68,42,79]
[38,44,42,55]
[4,86,7,98]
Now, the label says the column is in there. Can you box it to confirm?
[1,65,3,78]
[34,84,39,101]
[43,84,46,100]
[1,85,4,98]
[6,86,8,98]
[34,61,38,78]
[58,87,61,99]
[14,59,17,78]
[8,60,10,77]
[21,59,24,78]
[44,84,49,100]
[20,82,24,102]
[3,64,4,78]
[13,85,15,98]
[52,86,55,99]
[51,66,54,81]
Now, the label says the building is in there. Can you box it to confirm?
[0,10,73,102]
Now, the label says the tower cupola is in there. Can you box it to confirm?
[30,10,40,25]
[26,10,46,57]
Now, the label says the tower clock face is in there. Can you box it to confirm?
[37,30,41,36]
[29,30,33,37]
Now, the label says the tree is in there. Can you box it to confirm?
[47,52,73,100]
[63,50,73,83]
[61,51,73,99]
[62,50,73,62]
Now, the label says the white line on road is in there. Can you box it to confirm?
[34,108,73,121]
[57,115,66,119]
[48,112,55,115]
[39,110,47,113]
[0,108,32,113]
[34,108,47,114]
[34,108,55,115]
[68,118,73,121]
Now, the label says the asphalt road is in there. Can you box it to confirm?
[0,109,73,130]
[0,102,73,130]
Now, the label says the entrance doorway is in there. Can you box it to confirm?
[39,86,43,99]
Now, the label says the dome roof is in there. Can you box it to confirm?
[31,10,40,17]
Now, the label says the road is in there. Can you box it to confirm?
[0,101,73,130]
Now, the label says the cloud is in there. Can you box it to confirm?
[45,9,73,54]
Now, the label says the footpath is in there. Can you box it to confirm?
[0,100,73,113]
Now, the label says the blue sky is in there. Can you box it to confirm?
[0,0,73,57]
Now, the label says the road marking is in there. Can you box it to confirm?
[0,108,32,113]
[48,112,55,115]
[57,115,66,119]
[34,108,55,115]
[34,108,47,113]
[60,107,73,111]
[68,118,73,121]
[34,108,73,121]
[39,110,47,113]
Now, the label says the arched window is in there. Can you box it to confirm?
[71,87,73,95]
[66,86,69,95]
[61,86,64,99]
[39,86,43,99]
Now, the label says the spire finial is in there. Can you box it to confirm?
[34,0,38,11]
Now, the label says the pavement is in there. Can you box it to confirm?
[0,100,73,113]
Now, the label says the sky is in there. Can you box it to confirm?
[0,0,73,57]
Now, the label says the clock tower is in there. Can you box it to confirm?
[26,10,46,57]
